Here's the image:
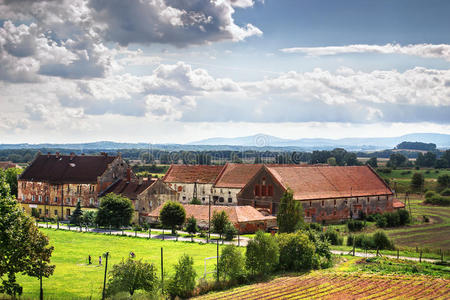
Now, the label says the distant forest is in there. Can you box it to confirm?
[0,145,448,167]
[396,141,437,151]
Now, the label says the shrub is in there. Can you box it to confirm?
[190,197,201,205]
[437,174,450,189]
[324,229,343,245]
[372,231,394,250]
[347,234,355,246]
[423,215,430,223]
[441,188,450,196]
[307,222,323,232]
[105,258,158,297]
[277,232,316,271]
[411,173,425,191]
[212,210,230,239]
[31,207,40,218]
[305,229,332,268]
[425,190,437,198]
[245,231,279,276]
[384,212,400,227]
[216,245,245,283]
[168,254,197,299]
[354,234,374,249]
[185,216,198,241]
[424,195,450,206]
[347,220,365,232]
[397,210,410,225]
[132,225,142,231]
[374,210,410,228]
[378,168,392,174]
[224,222,237,241]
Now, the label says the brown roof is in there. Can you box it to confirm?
[19,154,117,184]
[393,200,406,208]
[149,204,275,224]
[214,163,263,188]
[266,165,392,200]
[0,161,18,170]
[100,178,156,200]
[163,165,225,184]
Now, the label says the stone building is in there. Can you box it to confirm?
[237,165,395,222]
[148,203,276,234]
[18,152,130,220]
[100,177,177,224]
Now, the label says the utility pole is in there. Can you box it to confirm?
[216,239,219,282]
[208,194,211,243]
[102,252,109,300]
[61,183,64,222]
[161,247,164,291]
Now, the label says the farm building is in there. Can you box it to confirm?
[17,152,131,220]
[0,161,20,170]
[237,165,396,222]
[147,203,277,234]
[100,176,177,223]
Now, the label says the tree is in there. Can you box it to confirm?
[372,231,394,250]
[327,157,337,166]
[105,258,158,297]
[411,172,425,191]
[224,222,238,241]
[70,201,83,225]
[95,193,134,228]
[81,210,97,226]
[277,189,304,233]
[0,180,54,297]
[245,231,279,276]
[277,232,316,271]
[168,254,197,299]
[4,167,22,197]
[212,210,229,240]
[388,153,407,168]
[437,174,450,189]
[216,245,245,283]
[185,216,198,242]
[366,157,378,168]
[159,201,186,234]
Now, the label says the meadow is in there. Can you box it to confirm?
[14,229,225,299]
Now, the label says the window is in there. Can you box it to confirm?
[202,197,206,202]
[67,185,70,192]
[142,207,145,211]
[90,198,94,205]
[261,185,267,196]
[321,200,325,207]
[45,209,48,215]
[38,195,42,202]
[66,198,71,204]
[77,197,81,203]
[182,196,186,201]
[356,198,359,204]
[54,210,58,215]
[32,195,35,201]
[254,184,260,197]
[268,185,273,196]
[39,208,42,214]
[219,197,224,203]
[334,199,336,206]
[228,197,233,203]
[66,209,71,216]
[309,201,312,207]
[22,195,25,201]
[54,196,58,203]
[45,196,49,203]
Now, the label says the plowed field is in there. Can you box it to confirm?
[197,273,450,299]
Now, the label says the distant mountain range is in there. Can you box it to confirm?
[188,133,450,150]
[0,133,449,152]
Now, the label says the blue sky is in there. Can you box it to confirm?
[0,0,449,144]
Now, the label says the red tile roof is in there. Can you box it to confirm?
[266,165,392,200]
[149,204,275,224]
[214,163,263,188]
[393,200,406,208]
[163,165,225,184]
[100,178,156,200]
[19,154,117,184]
[0,161,19,170]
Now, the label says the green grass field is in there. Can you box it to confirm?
[377,168,450,180]
[13,229,225,299]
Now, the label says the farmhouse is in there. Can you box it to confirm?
[0,161,20,170]
[147,203,277,234]
[237,165,395,222]
[100,176,177,223]
[18,152,130,220]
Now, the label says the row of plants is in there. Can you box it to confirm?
[347,231,395,250]
[424,189,450,206]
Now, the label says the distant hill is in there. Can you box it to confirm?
[189,133,450,150]
[1,133,449,151]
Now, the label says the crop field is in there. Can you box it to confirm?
[385,196,450,250]
[198,273,450,299]
[11,229,224,299]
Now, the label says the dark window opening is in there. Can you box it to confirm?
[228,197,232,203]
[219,197,225,203]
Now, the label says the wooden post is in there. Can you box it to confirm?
[102,252,109,300]
[162,229,165,240]
[161,248,164,291]
[238,231,240,247]
[353,239,355,256]
[441,251,444,263]
[419,250,422,263]
[216,239,219,282]
[57,219,59,230]
[397,249,399,259]
[109,225,111,235]
[148,229,151,239]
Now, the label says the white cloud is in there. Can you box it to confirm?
[280,43,450,61]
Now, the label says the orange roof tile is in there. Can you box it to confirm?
[163,165,225,184]
[214,163,263,188]
[266,165,392,200]
[149,204,275,224]
[393,200,406,208]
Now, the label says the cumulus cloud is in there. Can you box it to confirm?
[280,43,450,61]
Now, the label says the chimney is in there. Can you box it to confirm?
[138,177,143,185]
[126,167,131,182]
[55,152,60,159]
[70,152,75,160]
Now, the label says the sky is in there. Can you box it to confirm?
[0,0,449,145]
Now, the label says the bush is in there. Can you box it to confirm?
[424,195,450,206]
[168,254,197,299]
[375,210,410,228]
[277,232,316,271]
[324,229,343,245]
[347,220,365,232]
[105,258,158,297]
[224,222,237,241]
[372,231,394,250]
[378,168,392,174]
[245,231,279,276]
[397,210,410,225]
[307,222,323,232]
[354,234,374,249]
[305,229,332,268]
[425,190,437,198]
[441,188,450,196]
[132,225,142,231]
[423,215,430,223]
[216,245,245,283]
[384,212,400,227]
[411,173,425,191]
